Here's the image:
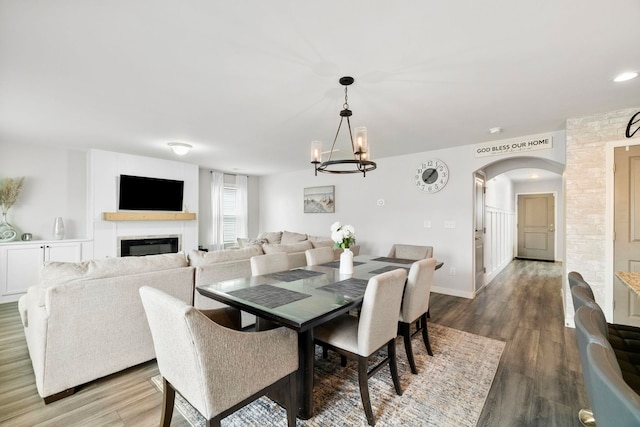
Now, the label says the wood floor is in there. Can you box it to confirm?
[0,259,585,426]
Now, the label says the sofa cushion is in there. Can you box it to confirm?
[256,231,283,244]
[262,240,313,254]
[281,230,308,244]
[40,253,188,287]
[188,246,264,266]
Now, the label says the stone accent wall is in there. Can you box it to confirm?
[565,106,640,322]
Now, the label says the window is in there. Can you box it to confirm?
[223,186,238,247]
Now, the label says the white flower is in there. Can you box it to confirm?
[330,222,356,249]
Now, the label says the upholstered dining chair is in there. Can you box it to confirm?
[387,244,433,260]
[398,258,437,374]
[139,286,298,427]
[250,252,290,276]
[305,246,335,266]
[314,268,408,426]
[251,252,290,330]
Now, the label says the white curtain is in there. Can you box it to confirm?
[210,171,225,251]
[235,175,248,239]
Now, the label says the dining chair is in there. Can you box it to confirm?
[387,244,433,260]
[250,252,290,276]
[305,246,335,266]
[139,286,299,427]
[314,268,408,426]
[251,252,290,330]
[398,258,437,374]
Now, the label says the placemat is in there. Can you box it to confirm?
[370,265,411,275]
[320,260,366,269]
[228,284,311,309]
[265,269,325,282]
[318,278,369,298]
[371,256,416,264]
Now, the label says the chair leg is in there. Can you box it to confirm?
[286,372,298,427]
[399,322,418,374]
[161,378,175,427]
[341,355,347,367]
[357,356,376,426]
[420,313,434,356]
[388,340,403,396]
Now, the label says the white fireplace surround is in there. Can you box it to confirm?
[117,234,182,257]
[88,149,199,259]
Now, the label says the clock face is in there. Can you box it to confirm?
[415,159,449,193]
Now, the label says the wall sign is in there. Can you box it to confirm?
[474,136,553,158]
[627,111,640,138]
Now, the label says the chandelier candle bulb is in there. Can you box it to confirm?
[311,141,323,163]
[354,126,367,155]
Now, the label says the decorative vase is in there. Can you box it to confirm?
[53,217,65,240]
[0,212,18,242]
[340,247,354,274]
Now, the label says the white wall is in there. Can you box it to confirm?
[259,131,566,298]
[0,141,87,240]
[484,175,515,284]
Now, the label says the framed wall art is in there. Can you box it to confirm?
[304,185,335,213]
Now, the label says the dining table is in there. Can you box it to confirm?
[196,254,442,419]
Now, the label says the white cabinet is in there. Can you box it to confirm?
[0,240,88,303]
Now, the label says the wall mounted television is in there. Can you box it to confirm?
[118,174,184,211]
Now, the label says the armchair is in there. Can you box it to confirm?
[139,286,298,427]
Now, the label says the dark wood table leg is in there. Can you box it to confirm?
[297,329,315,419]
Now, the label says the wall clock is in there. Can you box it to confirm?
[415,159,449,193]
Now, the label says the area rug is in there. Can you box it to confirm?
[150,323,505,426]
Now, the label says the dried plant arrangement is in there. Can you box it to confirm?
[0,177,25,214]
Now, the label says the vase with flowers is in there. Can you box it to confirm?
[331,221,356,274]
[0,177,25,242]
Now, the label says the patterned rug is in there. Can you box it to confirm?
[151,323,505,426]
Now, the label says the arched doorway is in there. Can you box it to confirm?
[474,157,564,292]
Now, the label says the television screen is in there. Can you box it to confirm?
[118,175,184,211]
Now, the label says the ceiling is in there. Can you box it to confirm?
[1,1,639,176]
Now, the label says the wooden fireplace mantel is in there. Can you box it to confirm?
[102,212,196,221]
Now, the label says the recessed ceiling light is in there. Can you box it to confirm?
[614,71,638,82]
[489,127,502,134]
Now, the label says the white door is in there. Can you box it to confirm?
[517,194,555,261]
[613,145,640,326]
[474,173,486,291]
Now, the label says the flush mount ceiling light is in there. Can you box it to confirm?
[614,71,638,82]
[310,76,376,177]
[168,142,192,156]
[489,127,502,134]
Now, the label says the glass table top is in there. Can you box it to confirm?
[196,254,416,331]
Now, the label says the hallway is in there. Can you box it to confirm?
[430,259,584,426]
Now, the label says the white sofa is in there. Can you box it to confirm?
[18,253,194,403]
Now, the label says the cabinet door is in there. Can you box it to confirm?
[2,245,44,295]
[45,242,82,262]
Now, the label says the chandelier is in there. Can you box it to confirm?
[310,76,377,177]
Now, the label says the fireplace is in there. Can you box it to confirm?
[118,235,181,257]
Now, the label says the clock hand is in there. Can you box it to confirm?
[424,169,437,183]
